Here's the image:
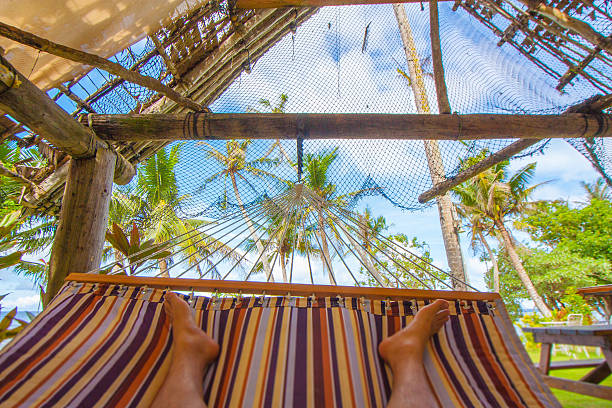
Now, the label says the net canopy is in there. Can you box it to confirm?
[100,2,611,216]
[2,1,611,225]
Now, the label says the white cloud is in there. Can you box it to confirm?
[1,293,41,311]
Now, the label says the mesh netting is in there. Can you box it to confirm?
[64,3,611,215]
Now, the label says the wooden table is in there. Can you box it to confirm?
[578,285,612,322]
[523,325,612,400]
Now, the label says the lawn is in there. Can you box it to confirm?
[527,348,612,407]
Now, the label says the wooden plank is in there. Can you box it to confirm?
[46,150,116,303]
[529,332,611,348]
[581,362,611,384]
[543,376,612,400]
[82,112,612,142]
[548,359,605,370]
[539,343,552,374]
[0,21,202,112]
[236,0,450,7]
[524,325,612,335]
[0,55,135,185]
[578,285,612,296]
[65,273,501,301]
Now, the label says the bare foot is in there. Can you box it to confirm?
[379,299,450,372]
[164,292,219,372]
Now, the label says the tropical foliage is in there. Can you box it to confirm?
[485,246,610,319]
[517,199,612,262]
[105,144,239,278]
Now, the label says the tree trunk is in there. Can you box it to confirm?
[158,258,169,277]
[280,251,288,283]
[477,230,500,292]
[230,174,274,282]
[317,206,336,285]
[494,219,552,317]
[113,250,125,274]
[393,3,466,289]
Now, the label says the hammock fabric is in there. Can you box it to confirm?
[0,282,559,407]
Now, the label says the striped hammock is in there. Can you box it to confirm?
[0,281,559,407]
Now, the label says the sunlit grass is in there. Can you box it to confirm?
[527,348,612,407]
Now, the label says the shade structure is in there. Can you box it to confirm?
[0,280,559,407]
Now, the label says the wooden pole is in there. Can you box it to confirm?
[418,138,539,202]
[0,55,135,184]
[429,0,451,114]
[65,273,501,301]
[80,112,612,142]
[418,93,612,202]
[236,0,451,7]
[393,3,466,290]
[46,148,115,304]
[0,21,202,112]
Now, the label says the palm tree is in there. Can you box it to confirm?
[455,205,501,292]
[581,178,611,202]
[247,93,292,164]
[199,139,287,281]
[250,195,321,282]
[106,144,239,278]
[302,149,340,284]
[452,160,552,317]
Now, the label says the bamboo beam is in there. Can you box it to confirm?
[57,84,96,113]
[46,149,116,303]
[418,138,539,202]
[0,55,135,184]
[65,273,501,301]
[517,0,612,55]
[236,0,451,7]
[418,93,612,202]
[429,0,451,114]
[557,47,601,91]
[82,112,612,142]
[0,21,202,112]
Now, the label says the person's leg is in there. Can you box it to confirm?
[378,299,450,408]
[151,292,219,408]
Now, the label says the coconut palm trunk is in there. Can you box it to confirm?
[230,174,274,282]
[280,251,288,283]
[477,230,500,292]
[158,258,169,277]
[317,206,336,285]
[393,4,466,289]
[494,219,551,317]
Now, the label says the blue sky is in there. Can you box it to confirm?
[0,3,606,310]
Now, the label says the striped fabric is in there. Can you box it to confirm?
[0,282,559,407]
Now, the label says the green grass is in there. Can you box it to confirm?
[527,348,612,407]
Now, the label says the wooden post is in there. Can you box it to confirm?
[394,3,467,290]
[0,21,202,112]
[45,148,115,304]
[429,0,451,114]
[0,54,135,184]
